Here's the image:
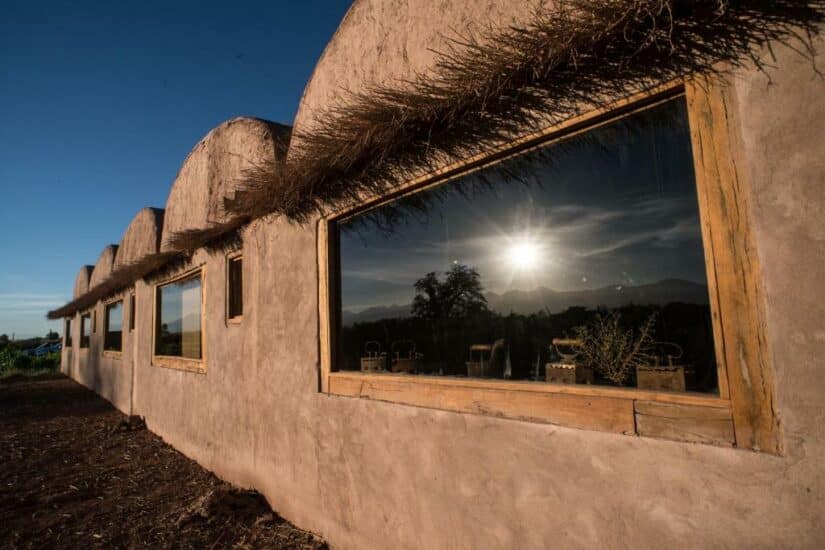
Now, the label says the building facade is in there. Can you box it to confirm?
[55,2,825,548]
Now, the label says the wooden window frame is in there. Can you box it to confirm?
[103,298,123,357]
[226,252,244,324]
[317,78,781,453]
[64,318,73,348]
[79,313,91,349]
[151,266,206,373]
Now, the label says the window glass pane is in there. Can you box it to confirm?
[65,319,72,347]
[80,314,90,348]
[105,301,123,351]
[337,97,717,394]
[155,274,202,359]
[228,257,243,319]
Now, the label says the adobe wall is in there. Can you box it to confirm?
[67,293,134,415]
[160,117,289,252]
[128,37,824,548]
[60,2,825,547]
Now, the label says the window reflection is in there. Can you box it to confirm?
[337,97,717,394]
[155,274,202,359]
[80,314,91,348]
[104,301,123,351]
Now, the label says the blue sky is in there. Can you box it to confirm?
[0,0,351,338]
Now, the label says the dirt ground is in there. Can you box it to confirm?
[0,375,327,549]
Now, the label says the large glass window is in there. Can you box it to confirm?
[104,301,123,352]
[155,273,203,359]
[80,313,91,348]
[336,96,717,394]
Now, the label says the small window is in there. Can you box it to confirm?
[227,256,243,320]
[155,272,203,359]
[92,310,97,333]
[80,313,91,348]
[64,318,73,348]
[129,293,136,332]
[104,301,123,352]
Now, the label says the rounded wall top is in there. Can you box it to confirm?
[114,207,165,270]
[161,117,290,252]
[89,245,119,289]
[73,265,94,299]
[291,0,541,144]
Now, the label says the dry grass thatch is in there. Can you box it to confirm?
[48,252,183,319]
[226,0,824,222]
[49,222,246,318]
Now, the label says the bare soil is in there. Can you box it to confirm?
[0,375,327,549]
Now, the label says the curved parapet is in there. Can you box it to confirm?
[291,0,539,143]
[161,117,291,252]
[73,266,94,300]
[114,207,164,270]
[89,245,119,289]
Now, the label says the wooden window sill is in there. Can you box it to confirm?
[151,355,206,374]
[103,350,122,359]
[227,316,243,325]
[327,371,735,447]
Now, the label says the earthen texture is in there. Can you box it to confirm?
[114,208,164,270]
[161,117,290,252]
[73,265,93,299]
[88,245,119,289]
[61,2,825,548]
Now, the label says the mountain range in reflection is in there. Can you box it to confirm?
[342,278,709,325]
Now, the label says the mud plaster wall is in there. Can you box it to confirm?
[161,117,288,252]
[123,41,825,548]
[290,0,544,159]
[68,293,134,415]
[114,208,164,270]
[89,245,118,289]
[62,5,825,549]
[73,266,93,299]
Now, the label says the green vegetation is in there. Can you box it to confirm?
[0,344,60,379]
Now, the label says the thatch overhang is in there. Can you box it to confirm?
[49,118,291,320]
[225,0,825,222]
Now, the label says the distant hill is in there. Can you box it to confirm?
[342,278,709,325]
[485,278,709,315]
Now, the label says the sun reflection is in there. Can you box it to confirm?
[507,239,542,271]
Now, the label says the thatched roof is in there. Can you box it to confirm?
[49,0,824,319]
